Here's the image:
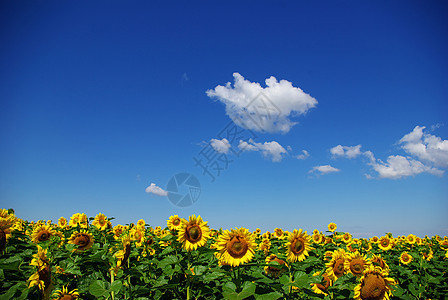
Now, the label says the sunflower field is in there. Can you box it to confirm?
[1,209,448,300]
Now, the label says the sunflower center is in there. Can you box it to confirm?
[60,295,75,300]
[334,259,344,276]
[381,240,388,247]
[361,274,386,300]
[227,236,249,258]
[186,225,202,242]
[173,219,180,226]
[351,260,364,274]
[74,234,90,248]
[38,231,51,242]
[292,238,304,254]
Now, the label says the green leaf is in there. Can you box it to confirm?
[254,291,283,300]
[89,280,109,298]
[110,280,122,293]
[238,281,256,299]
[157,255,178,269]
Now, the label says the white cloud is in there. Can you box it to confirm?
[206,72,317,133]
[296,150,310,160]
[367,154,443,179]
[238,139,288,162]
[330,144,362,159]
[309,165,340,175]
[145,183,168,197]
[399,126,448,168]
[210,138,231,154]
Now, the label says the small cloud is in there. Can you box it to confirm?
[182,72,189,81]
[296,150,310,160]
[238,139,288,162]
[145,183,168,197]
[206,72,317,133]
[330,145,362,159]
[309,165,340,175]
[210,138,231,154]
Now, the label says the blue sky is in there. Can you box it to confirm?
[1,1,447,238]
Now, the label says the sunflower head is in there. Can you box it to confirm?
[406,234,417,245]
[58,217,68,228]
[328,222,337,232]
[400,252,412,265]
[92,213,109,231]
[285,229,314,263]
[31,225,55,244]
[167,215,182,231]
[326,248,346,281]
[215,227,257,267]
[68,230,94,252]
[52,286,79,300]
[264,254,287,278]
[344,251,371,277]
[378,236,393,251]
[371,254,389,272]
[177,215,210,251]
[311,271,332,296]
[354,266,396,300]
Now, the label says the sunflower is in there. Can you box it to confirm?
[167,215,182,231]
[399,252,412,265]
[57,217,68,228]
[273,228,285,239]
[68,230,94,252]
[136,219,146,229]
[370,236,379,243]
[31,224,55,244]
[311,271,332,296]
[341,232,352,243]
[262,231,271,239]
[215,227,257,267]
[177,215,210,251]
[371,254,390,272]
[130,226,145,247]
[115,234,131,269]
[312,233,324,245]
[113,224,125,239]
[0,210,16,252]
[28,246,52,296]
[406,234,417,245]
[344,251,371,277]
[378,236,393,251]
[51,286,79,300]
[354,266,396,300]
[285,229,314,263]
[328,222,337,232]
[259,238,271,255]
[264,254,287,278]
[421,248,433,261]
[326,248,346,281]
[253,228,261,235]
[92,213,110,231]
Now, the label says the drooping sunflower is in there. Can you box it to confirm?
[31,224,56,244]
[264,254,287,278]
[177,215,210,251]
[378,236,393,251]
[68,230,94,252]
[354,266,396,300]
[167,215,183,231]
[421,248,433,261]
[311,271,332,296]
[328,222,337,232]
[51,286,79,300]
[92,213,110,231]
[285,229,314,263]
[215,227,257,266]
[344,251,371,277]
[115,234,131,269]
[28,245,52,296]
[399,252,412,265]
[326,248,346,281]
[371,254,390,272]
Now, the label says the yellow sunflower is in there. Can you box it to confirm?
[92,213,110,231]
[378,236,393,251]
[326,248,346,281]
[399,252,412,265]
[264,254,287,278]
[31,224,55,244]
[215,227,257,267]
[167,215,183,231]
[136,219,146,229]
[421,248,433,261]
[285,229,313,263]
[57,217,68,228]
[273,228,285,239]
[51,286,79,300]
[311,233,324,245]
[328,222,337,232]
[354,266,396,300]
[130,226,145,247]
[258,238,271,255]
[115,234,131,269]
[0,210,17,252]
[406,234,417,245]
[341,232,352,244]
[311,271,332,296]
[113,224,125,239]
[344,251,371,277]
[68,230,94,252]
[370,236,379,243]
[177,215,210,251]
[28,246,52,296]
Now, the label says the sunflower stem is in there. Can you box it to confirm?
[187,251,192,300]
[110,269,115,300]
